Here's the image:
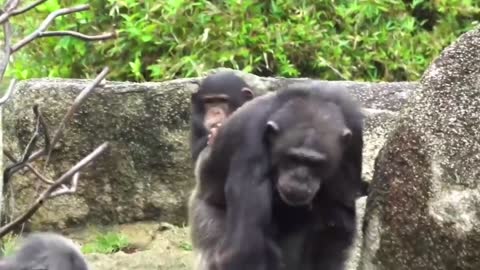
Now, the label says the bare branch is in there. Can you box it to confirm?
[3,150,54,185]
[4,0,20,13]
[0,0,47,24]
[43,66,109,167]
[0,0,117,237]
[49,172,79,197]
[20,105,42,161]
[12,4,93,52]
[6,67,110,176]
[4,105,43,184]
[11,0,47,16]
[35,105,51,151]
[0,79,16,106]
[0,142,109,238]
[0,20,13,82]
[39,30,116,41]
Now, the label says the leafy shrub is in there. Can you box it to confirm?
[7,0,480,82]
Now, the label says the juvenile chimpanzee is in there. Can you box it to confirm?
[0,232,89,270]
[190,71,255,162]
[189,81,365,270]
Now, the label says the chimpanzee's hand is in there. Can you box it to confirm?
[207,123,222,145]
[214,235,281,270]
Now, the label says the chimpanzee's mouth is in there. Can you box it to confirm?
[277,186,316,207]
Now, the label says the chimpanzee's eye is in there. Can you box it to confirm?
[305,158,325,168]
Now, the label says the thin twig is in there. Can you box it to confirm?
[12,4,92,52]
[3,0,20,13]
[0,19,13,82]
[3,150,54,185]
[2,105,52,185]
[43,66,109,168]
[35,105,51,151]
[50,172,79,197]
[6,67,110,176]
[3,105,43,185]
[40,30,116,41]
[0,0,47,24]
[0,142,109,238]
[11,0,47,16]
[20,105,42,162]
[0,79,17,106]
[318,57,348,80]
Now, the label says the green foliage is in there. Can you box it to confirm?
[81,232,130,254]
[0,234,19,257]
[178,240,193,251]
[7,0,480,82]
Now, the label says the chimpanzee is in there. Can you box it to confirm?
[188,81,365,270]
[0,232,89,270]
[190,71,255,162]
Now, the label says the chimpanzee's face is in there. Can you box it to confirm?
[266,104,351,207]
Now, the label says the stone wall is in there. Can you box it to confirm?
[2,73,417,231]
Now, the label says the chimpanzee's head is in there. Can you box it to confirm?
[265,98,352,207]
[192,71,254,132]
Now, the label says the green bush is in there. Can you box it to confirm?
[6,0,480,82]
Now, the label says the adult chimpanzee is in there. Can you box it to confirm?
[0,232,89,270]
[190,71,255,162]
[189,81,365,270]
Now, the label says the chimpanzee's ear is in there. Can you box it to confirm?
[191,87,200,102]
[241,87,254,101]
[263,120,280,146]
[266,120,280,134]
[341,128,352,145]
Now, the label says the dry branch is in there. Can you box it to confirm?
[0,20,13,83]
[1,67,111,235]
[12,4,116,52]
[3,105,50,184]
[5,67,110,177]
[49,172,79,198]
[0,79,16,106]
[3,0,20,14]
[43,66,110,167]
[3,150,54,185]
[35,105,51,151]
[0,0,115,236]
[37,30,115,42]
[10,0,48,17]
[0,142,109,238]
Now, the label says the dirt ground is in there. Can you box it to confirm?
[68,221,195,270]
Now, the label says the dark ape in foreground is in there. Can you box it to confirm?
[190,71,254,162]
[189,81,365,270]
[0,232,89,270]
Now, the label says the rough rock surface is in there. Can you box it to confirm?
[2,70,414,232]
[3,79,197,230]
[359,26,480,270]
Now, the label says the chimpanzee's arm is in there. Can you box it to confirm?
[190,114,209,162]
[191,134,208,162]
[216,150,280,270]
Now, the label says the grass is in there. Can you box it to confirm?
[81,232,131,254]
[0,233,19,257]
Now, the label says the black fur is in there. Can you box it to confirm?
[190,81,365,270]
[0,232,89,270]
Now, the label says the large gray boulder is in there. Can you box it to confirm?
[3,79,197,230]
[2,70,415,232]
[359,27,480,269]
